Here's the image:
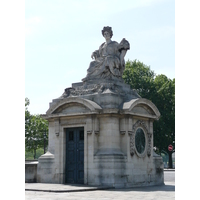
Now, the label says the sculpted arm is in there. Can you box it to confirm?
[91,43,104,60]
[91,50,100,60]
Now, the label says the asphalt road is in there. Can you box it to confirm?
[164,170,175,182]
[25,171,175,200]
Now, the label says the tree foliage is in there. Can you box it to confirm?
[123,60,175,154]
[25,148,44,160]
[25,97,31,126]
[25,98,48,159]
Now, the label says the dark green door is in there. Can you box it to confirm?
[65,127,84,184]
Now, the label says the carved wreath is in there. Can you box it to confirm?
[130,120,152,157]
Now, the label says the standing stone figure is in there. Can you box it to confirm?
[82,26,130,81]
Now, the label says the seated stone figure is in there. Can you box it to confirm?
[82,26,130,81]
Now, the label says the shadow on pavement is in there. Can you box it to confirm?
[109,183,175,192]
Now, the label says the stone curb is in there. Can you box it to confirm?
[164,169,175,171]
[25,186,114,193]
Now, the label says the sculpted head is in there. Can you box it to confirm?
[102,26,113,39]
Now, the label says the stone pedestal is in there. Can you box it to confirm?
[37,78,164,187]
[37,151,55,183]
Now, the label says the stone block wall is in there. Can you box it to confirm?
[37,95,163,187]
[25,162,38,183]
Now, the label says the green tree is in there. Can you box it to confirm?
[25,97,31,129]
[123,60,175,168]
[153,75,175,168]
[25,98,48,159]
[123,60,156,100]
[25,148,45,160]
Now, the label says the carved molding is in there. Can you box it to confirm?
[55,132,59,136]
[94,130,99,135]
[87,130,92,135]
[133,120,148,133]
[87,130,100,135]
[120,130,126,135]
[128,130,133,135]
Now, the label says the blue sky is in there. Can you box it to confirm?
[25,0,175,115]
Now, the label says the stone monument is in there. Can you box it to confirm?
[37,26,164,187]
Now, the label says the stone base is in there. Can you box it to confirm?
[37,151,55,183]
[25,162,38,183]
[88,154,127,187]
[40,79,163,187]
[86,152,164,188]
[57,79,141,110]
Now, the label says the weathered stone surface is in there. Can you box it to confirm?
[25,162,38,183]
[37,26,163,187]
[59,79,140,109]
[37,151,55,183]
[82,26,130,82]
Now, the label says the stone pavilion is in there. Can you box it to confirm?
[37,26,164,187]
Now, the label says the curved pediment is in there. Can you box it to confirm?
[52,102,91,114]
[121,98,160,120]
[46,97,102,115]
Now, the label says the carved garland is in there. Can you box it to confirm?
[130,120,152,157]
[128,131,134,156]
[147,132,152,157]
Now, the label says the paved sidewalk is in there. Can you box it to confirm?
[25,171,175,199]
[25,182,175,200]
[25,170,175,193]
